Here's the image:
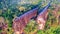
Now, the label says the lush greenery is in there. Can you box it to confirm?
[0,0,60,34]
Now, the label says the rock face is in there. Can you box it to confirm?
[36,9,49,30]
[13,8,38,34]
[36,3,50,30]
[13,2,51,34]
[0,17,5,28]
[0,17,8,34]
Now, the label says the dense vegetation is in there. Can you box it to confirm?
[0,0,60,34]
